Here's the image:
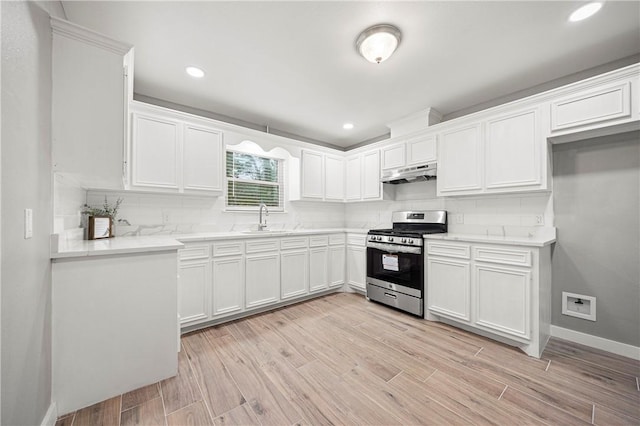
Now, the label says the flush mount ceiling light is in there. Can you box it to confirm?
[569,2,603,22]
[343,123,354,130]
[185,66,205,78]
[356,24,402,64]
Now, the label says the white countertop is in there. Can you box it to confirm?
[51,236,185,259]
[424,231,556,247]
[175,228,367,242]
[51,228,369,259]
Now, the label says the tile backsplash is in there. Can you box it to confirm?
[55,177,553,238]
[84,191,346,236]
[345,180,553,237]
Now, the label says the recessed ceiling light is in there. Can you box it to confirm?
[343,123,354,130]
[569,2,603,22]
[185,66,205,78]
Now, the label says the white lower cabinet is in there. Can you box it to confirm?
[426,257,471,322]
[246,253,280,308]
[309,236,330,293]
[212,256,244,317]
[178,233,348,331]
[426,239,551,358]
[178,260,211,325]
[281,249,308,299]
[329,244,346,288]
[346,234,367,291]
[178,244,212,327]
[309,246,329,293]
[475,263,530,340]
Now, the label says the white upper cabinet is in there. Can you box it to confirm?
[129,102,224,195]
[485,107,542,191]
[324,155,345,201]
[406,134,437,166]
[362,150,382,200]
[550,80,633,133]
[437,123,483,195]
[301,150,324,199]
[381,133,437,170]
[299,150,346,202]
[345,155,362,201]
[132,114,180,190]
[183,125,223,192]
[437,106,546,196]
[381,143,406,170]
[51,18,133,190]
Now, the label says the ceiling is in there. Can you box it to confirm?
[62,1,640,149]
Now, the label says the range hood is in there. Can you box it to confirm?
[381,163,437,185]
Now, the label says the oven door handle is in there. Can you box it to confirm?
[366,241,422,255]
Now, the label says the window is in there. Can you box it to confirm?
[226,150,284,210]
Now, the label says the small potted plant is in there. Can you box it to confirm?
[82,197,123,239]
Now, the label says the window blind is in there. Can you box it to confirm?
[226,151,284,210]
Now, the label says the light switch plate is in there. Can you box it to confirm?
[24,208,33,239]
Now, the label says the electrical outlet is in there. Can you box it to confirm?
[455,214,464,224]
[162,212,170,223]
[535,214,544,225]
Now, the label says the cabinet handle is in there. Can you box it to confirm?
[384,292,397,299]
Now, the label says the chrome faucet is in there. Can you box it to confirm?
[258,203,269,231]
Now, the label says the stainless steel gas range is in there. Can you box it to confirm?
[366,210,447,316]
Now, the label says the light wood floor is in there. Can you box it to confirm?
[56,292,640,426]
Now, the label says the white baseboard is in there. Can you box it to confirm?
[550,325,640,361]
[41,402,57,426]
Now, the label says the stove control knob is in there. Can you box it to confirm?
[376,236,382,241]
[388,237,394,242]
[408,238,413,244]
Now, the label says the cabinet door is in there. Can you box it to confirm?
[346,245,366,290]
[426,257,471,322]
[362,150,381,200]
[301,150,324,199]
[437,123,482,195]
[309,247,329,293]
[245,253,280,308]
[485,108,541,190]
[281,250,308,299]
[406,134,437,165]
[132,113,180,189]
[178,260,210,325]
[551,80,632,132]
[381,143,406,170]
[329,245,346,288]
[183,124,223,192]
[52,23,128,190]
[324,155,345,201]
[475,263,531,340]
[345,156,362,201]
[212,256,244,317]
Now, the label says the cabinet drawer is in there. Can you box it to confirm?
[329,233,346,245]
[347,234,366,247]
[473,246,532,267]
[245,239,279,254]
[280,237,308,250]
[178,244,210,260]
[427,242,471,259]
[309,235,329,247]
[213,241,244,257]
[551,81,631,132]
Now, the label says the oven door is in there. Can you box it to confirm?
[366,242,424,296]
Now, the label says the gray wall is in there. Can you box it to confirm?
[552,132,640,346]
[1,1,64,424]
